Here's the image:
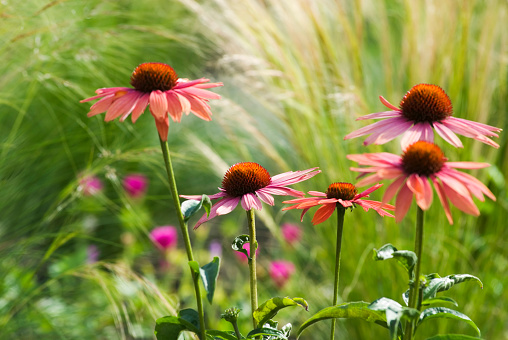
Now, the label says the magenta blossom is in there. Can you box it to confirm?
[269,260,296,288]
[123,174,148,198]
[80,175,103,196]
[281,223,302,246]
[181,162,320,229]
[150,226,178,251]
[235,243,259,263]
[344,84,501,149]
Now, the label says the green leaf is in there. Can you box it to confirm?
[297,302,387,339]
[253,297,309,328]
[206,330,239,340]
[423,274,483,301]
[181,195,212,222]
[373,244,417,280]
[154,309,200,340]
[200,257,220,304]
[417,307,481,336]
[369,298,420,340]
[422,297,458,307]
[247,327,287,339]
[232,235,250,258]
[426,334,483,340]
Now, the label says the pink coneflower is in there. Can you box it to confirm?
[81,62,223,141]
[123,173,148,198]
[79,175,103,196]
[150,226,178,251]
[283,183,394,225]
[269,260,296,288]
[181,162,320,229]
[281,223,302,246]
[344,84,501,148]
[348,141,496,224]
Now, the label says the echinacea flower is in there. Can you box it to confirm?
[79,175,103,196]
[181,162,320,229]
[150,226,178,251]
[269,260,296,288]
[344,84,501,148]
[348,141,496,224]
[81,62,223,141]
[283,183,394,225]
[281,223,302,245]
[123,173,148,198]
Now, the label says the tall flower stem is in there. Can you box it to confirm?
[404,206,425,340]
[330,207,346,340]
[246,208,258,328]
[159,137,206,340]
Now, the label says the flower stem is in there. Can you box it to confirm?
[159,137,206,340]
[330,207,346,340]
[404,206,425,340]
[246,208,258,328]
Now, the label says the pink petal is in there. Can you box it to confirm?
[379,96,400,110]
[406,174,432,210]
[347,153,402,167]
[311,203,336,225]
[174,78,210,89]
[149,90,168,121]
[194,82,224,89]
[262,186,304,197]
[445,162,490,169]
[186,95,213,121]
[154,116,169,142]
[180,191,227,200]
[300,208,311,222]
[355,184,383,199]
[175,92,191,116]
[176,87,221,100]
[308,191,326,197]
[362,118,413,145]
[344,117,402,140]
[270,168,320,185]
[442,118,499,148]
[382,175,407,205]
[431,177,453,224]
[119,92,144,122]
[255,189,275,206]
[131,93,150,123]
[215,197,241,215]
[80,87,131,102]
[356,110,402,121]
[87,95,115,117]
[193,197,238,229]
[356,173,384,187]
[433,121,463,148]
[241,193,262,210]
[338,199,353,208]
[104,92,139,122]
[166,91,183,122]
[436,170,472,199]
[445,169,495,201]
[395,182,413,223]
[355,200,395,217]
[400,123,434,149]
[442,182,479,216]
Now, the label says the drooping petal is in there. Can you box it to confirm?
[444,169,496,201]
[119,92,144,122]
[355,184,383,199]
[255,189,275,206]
[186,94,213,121]
[176,86,222,100]
[347,153,402,167]
[442,118,499,148]
[355,173,384,187]
[400,123,435,149]
[180,191,228,200]
[433,121,463,148]
[193,197,240,229]
[338,199,353,208]
[355,200,395,217]
[382,175,406,205]
[395,182,413,223]
[356,110,402,121]
[175,92,191,116]
[344,117,403,140]
[131,93,150,123]
[307,191,326,197]
[406,174,432,210]
[166,91,183,122]
[104,92,139,122]
[149,90,168,121]
[270,168,320,186]
[444,162,490,169]
[431,177,453,224]
[261,186,304,197]
[362,118,413,145]
[154,116,170,141]
[80,87,131,102]
[87,95,115,117]
[442,182,479,216]
[241,193,263,211]
[311,203,336,225]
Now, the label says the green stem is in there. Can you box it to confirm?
[158,137,206,340]
[232,320,242,340]
[330,207,346,340]
[404,206,425,340]
[246,208,258,328]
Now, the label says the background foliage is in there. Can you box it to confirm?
[0,0,506,339]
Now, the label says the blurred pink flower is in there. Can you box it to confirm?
[344,84,501,149]
[234,243,259,263]
[123,173,148,198]
[281,223,302,245]
[181,162,320,229]
[81,62,223,141]
[348,141,496,224]
[87,244,100,264]
[150,226,178,251]
[269,260,296,288]
[80,175,103,196]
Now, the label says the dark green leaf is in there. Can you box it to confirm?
[425,334,483,340]
[247,327,287,339]
[154,316,186,340]
[253,297,308,328]
[423,274,483,301]
[206,330,239,340]
[178,309,200,334]
[373,244,417,280]
[369,298,419,340]
[422,297,458,307]
[297,302,387,339]
[232,235,250,258]
[200,257,221,304]
[417,307,480,336]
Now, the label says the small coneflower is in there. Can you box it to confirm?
[81,62,223,141]
[123,173,148,198]
[281,223,303,246]
[348,141,496,224]
[283,183,394,225]
[150,226,178,251]
[269,260,296,289]
[344,84,501,148]
[181,162,320,229]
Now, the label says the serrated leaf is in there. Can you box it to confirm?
[206,330,239,340]
[232,235,250,258]
[373,244,417,280]
[426,334,483,340]
[200,257,220,304]
[417,307,481,336]
[154,309,200,340]
[247,327,287,339]
[297,302,387,339]
[422,297,458,307]
[369,298,420,340]
[253,297,309,328]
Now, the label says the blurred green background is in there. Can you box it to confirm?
[0,0,506,339]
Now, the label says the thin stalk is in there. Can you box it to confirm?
[159,137,206,340]
[246,208,258,328]
[330,207,346,340]
[404,206,425,340]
